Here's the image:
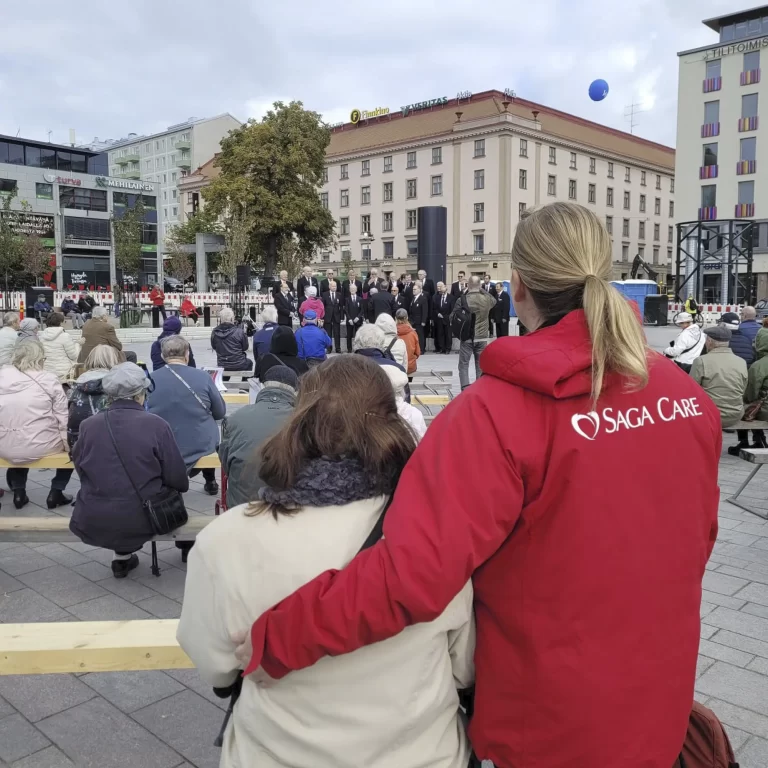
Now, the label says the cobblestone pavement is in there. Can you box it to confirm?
[4,334,768,765]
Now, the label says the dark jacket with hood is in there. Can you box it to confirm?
[67,368,111,450]
[151,317,197,371]
[729,328,756,367]
[70,400,189,552]
[210,322,250,371]
[746,330,768,421]
[253,321,278,360]
[255,326,309,380]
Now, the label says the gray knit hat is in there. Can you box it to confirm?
[262,364,298,391]
[102,362,151,399]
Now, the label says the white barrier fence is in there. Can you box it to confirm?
[666,303,744,326]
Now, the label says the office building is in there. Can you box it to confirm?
[0,134,160,289]
[676,6,768,299]
[318,89,676,283]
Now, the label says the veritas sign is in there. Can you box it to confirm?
[0,210,55,239]
[401,97,449,116]
[95,176,154,192]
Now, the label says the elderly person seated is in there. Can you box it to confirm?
[691,325,747,429]
[210,307,252,371]
[0,340,73,510]
[294,309,332,367]
[730,326,768,454]
[353,324,411,402]
[77,291,97,320]
[664,312,705,373]
[252,305,279,361]
[148,334,226,498]
[18,318,40,341]
[78,306,123,364]
[380,363,427,440]
[41,312,82,382]
[151,315,196,371]
[256,325,309,380]
[0,312,20,365]
[70,363,189,578]
[33,295,52,323]
[61,296,84,329]
[298,285,325,323]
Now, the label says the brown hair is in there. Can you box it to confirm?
[46,312,65,328]
[251,355,416,517]
[762,317,768,328]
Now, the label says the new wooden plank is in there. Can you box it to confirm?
[0,453,221,471]
[0,619,193,675]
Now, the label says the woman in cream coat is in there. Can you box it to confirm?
[178,355,474,768]
[40,313,81,382]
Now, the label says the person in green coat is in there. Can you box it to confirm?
[729,327,768,454]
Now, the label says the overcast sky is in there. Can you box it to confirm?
[0,0,739,150]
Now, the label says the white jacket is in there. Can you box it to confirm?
[0,326,17,366]
[375,314,408,370]
[39,327,80,382]
[664,325,705,365]
[380,362,428,439]
[178,499,474,768]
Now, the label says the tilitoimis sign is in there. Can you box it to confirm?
[704,37,768,59]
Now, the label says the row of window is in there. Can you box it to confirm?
[704,94,759,125]
[705,50,761,80]
[113,133,191,159]
[605,217,671,242]
[719,16,768,43]
[0,140,94,174]
[325,175,447,208]
[701,180,756,207]
[702,137,757,167]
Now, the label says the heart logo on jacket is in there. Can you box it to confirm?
[571,411,600,441]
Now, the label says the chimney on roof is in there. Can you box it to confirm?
[455,111,463,122]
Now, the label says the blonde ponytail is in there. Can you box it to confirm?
[512,202,649,406]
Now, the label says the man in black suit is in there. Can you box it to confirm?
[322,279,343,353]
[273,270,295,298]
[432,281,454,354]
[370,280,396,320]
[492,283,511,337]
[273,282,295,327]
[342,270,363,301]
[344,284,365,352]
[482,274,498,336]
[400,273,415,310]
[319,268,336,296]
[451,271,468,299]
[408,282,429,353]
[296,266,319,299]
[363,268,380,296]
[391,284,406,313]
[417,270,436,341]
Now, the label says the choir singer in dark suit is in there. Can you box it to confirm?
[343,284,365,352]
[432,282,454,354]
[451,271,467,299]
[408,282,429,353]
[342,270,363,301]
[322,279,344,354]
[492,283,511,338]
[391,284,407,313]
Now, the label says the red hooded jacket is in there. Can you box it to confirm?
[245,310,721,767]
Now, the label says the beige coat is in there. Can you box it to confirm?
[178,499,474,768]
[691,346,748,428]
[40,327,80,381]
[77,318,122,364]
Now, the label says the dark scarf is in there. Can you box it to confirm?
[259,456,395,510]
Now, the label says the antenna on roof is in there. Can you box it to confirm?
[47,130,53,143]
[624,102,646,135]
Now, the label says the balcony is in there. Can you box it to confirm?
[703,76,722,93]
[115,152,139,165]
[699,206,717,221]
[174,139,191,151]
[119,169,141,180]
[739,116,759,132]
[735,203,756,217]
[741,69,761,86]
[700,165,718,179]
[737,160,757,175]
[176,155,191,169]
[64,236,111,250]
[701,122,720,138]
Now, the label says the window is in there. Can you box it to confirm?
[702,143,718,168]
[320,192,329,209]
[625,166,631,182]
[407,151,417,169]
[474,234,485,254]
[657,174,662,190]
[654,223,660,241]
[704,100,720,124]
[588,183,596,204]
[606,215,613,235]
[383,182,393,202]
[622,218,630,237]
[322,168,328,183]
[474,139,485,158]
[549,147,557,164]
[341,245,351,262]
[59,186,107,212]
[640,194,646,212]
[743,93,759,118]
[589,157,596,174]
[641,171,647,186]
[361,214,371,234]
[406,209,417,229]
[655,197,661,215]
[745,50,760,73]
[638,246,645,259]
[519,169,527,189]
[171,172,177,182]
[340,164,349,180]
[570,152,577,169]
[383,241,394,258]
[547,175,556,196]
[383,155,392,173]
[163,174,167,183]
[145,142,152,154]
[474,202,484,223]
[474,169,485,189]
[622,245,629,261]
[361,159,370,176]
[739,180,755,205]
[171,189,177,201]
[339,217,349,235]
[340,189,349,207]
[431,175,443,196]
[669,200,675,218]
[653,246,659,264]
[382,212,393,232]
[406,179,417,199]
[667,248,673,262]
[701,185,717,208]
[740,136,757,163]
[568,179,577,200]
[623,191,630,209]
[155,141,160,151]
[519,202,527,217]
[432,147,442,165]
[406,239,418,256]
[670,178,675,193]
[639,221,646,240]
[607,187,614,206]
[607,162,614,178]
[35,182,53,200]
[706,59,721,79]
[361,185,371,205]
[172,207,178,216]
[520,139,528,157]
[668,225,674,243]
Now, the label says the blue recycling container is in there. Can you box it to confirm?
[610,280,658,320]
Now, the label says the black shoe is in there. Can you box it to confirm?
[46,489,72,509]
[13,490,29,509]
[752,435,768,449]
[203,481,219,496]
[728,441,749,457]
[111,554,139,579]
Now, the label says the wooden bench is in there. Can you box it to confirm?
[221,370,253,382]
[729,447,768,519]
[0,619,193,675]
[0,453,221,471]
[724,420,768,432]
[222,392,248,404]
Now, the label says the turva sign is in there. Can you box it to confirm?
[43,173,81,186]
[95,176,154,192]
[705,36,768,59]
[401,97,448,116]
[350,107,390,124]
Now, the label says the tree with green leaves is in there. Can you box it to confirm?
[20,235,52,284]
[203,101,335,278]
[0,194,24,291]
[164,240,194,281]
[219,205,250,286]
[165,207,221,246]
[112,200,145,278]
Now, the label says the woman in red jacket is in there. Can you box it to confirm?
[236,203,721,767]
[149,284,166,320]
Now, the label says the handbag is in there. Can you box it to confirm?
[104,411,188,577]
[743,395,767,422]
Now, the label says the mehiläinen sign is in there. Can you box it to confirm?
[95,176,154,192]
[401,97,448,116]
[705,36,768,59]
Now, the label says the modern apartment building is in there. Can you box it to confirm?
[103,114,240,244]
[677,6,768,299]
[318,89,676,283]
[0,134,160,289]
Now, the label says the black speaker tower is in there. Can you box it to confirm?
[416,207,447,283]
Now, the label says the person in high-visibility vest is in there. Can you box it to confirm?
[685,296,699,317]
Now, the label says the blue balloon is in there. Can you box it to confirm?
[589,79,609,101]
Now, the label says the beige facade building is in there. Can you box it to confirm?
[318,90,676,284]
[676,6,768,301]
